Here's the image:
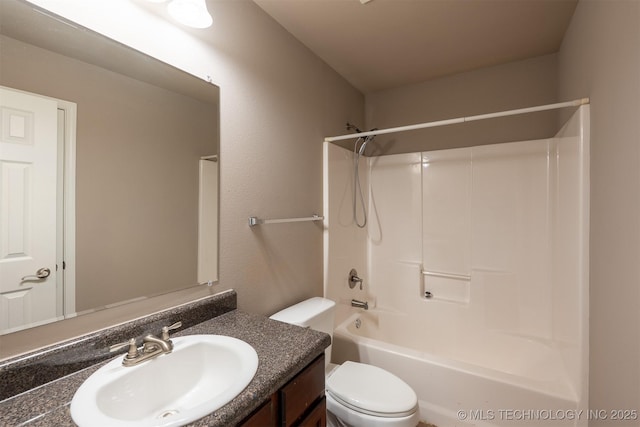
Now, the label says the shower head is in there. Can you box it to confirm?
[357,129,378,156]
[358,135,374,155]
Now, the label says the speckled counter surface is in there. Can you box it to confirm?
[0,310,330,426]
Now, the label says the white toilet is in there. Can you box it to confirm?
[270,297,419,427]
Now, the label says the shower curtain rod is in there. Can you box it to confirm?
[324,98,590,142]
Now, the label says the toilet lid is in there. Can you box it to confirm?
[326,361,417,418]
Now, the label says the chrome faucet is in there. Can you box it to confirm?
[110,321,182,367]
[351,299,368,310]
[348,269,364,290]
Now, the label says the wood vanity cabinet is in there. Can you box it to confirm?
[240,354,326,427]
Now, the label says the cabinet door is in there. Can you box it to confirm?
[297,397,326,427]
[240,395,277,426]
[280,355,325,427]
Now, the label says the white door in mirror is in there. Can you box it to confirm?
[70,335,259,427]
[0,86,59,334]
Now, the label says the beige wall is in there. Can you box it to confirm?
[558,1,640,423]
[210,1,364,315]
[1,35,218,312]
[364,54,558,155]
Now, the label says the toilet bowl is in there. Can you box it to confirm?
[270,297,419,427]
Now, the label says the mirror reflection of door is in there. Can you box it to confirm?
[197,156,218,284]
[0,86,76,334]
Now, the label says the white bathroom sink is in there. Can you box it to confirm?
[70,335,259,427]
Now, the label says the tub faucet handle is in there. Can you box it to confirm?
[349,268,364,290]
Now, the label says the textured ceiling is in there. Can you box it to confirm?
[253,0,578,94]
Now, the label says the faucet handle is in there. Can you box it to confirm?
[348,268,364,290]
[109,338,139,359]
[161,321,182,340]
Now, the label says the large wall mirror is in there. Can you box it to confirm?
[0,0,220,335]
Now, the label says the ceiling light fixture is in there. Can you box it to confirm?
[167,0,213,28]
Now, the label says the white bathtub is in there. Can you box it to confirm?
[331,310,584,427]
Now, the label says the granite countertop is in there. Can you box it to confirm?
[0,309,330,426]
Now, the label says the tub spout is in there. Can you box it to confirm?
[351,299,368,310]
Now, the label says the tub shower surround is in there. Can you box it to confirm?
[325,106,589,426]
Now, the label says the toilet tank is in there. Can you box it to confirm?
[270,297,336,366]
[270,297,336,336]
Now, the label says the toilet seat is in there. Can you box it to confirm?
[326,361,418,418]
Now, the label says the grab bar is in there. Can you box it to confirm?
[421,270,471,281]
[248,214,324,227]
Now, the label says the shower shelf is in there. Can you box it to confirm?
[248,214,324,227]
[421,270,471,281]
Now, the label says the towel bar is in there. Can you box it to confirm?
[248,214,324,227]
